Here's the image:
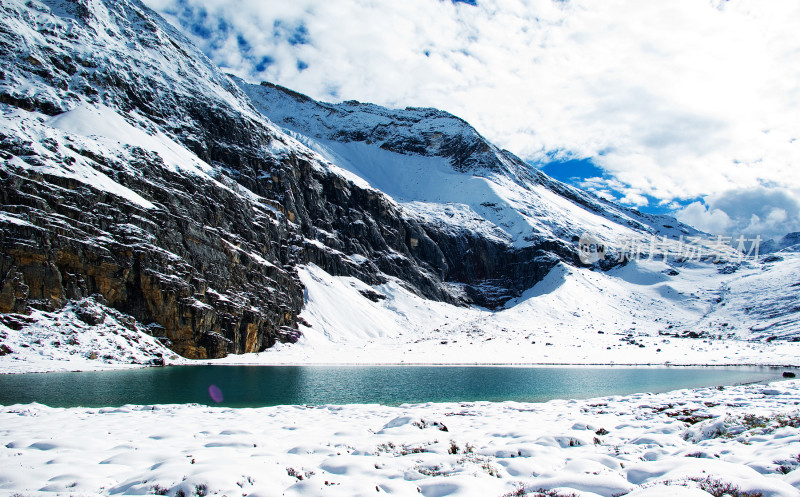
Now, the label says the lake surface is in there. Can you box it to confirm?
[0,365,784,408]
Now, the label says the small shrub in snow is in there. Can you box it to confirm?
[412,419,448,431]
[446,440,474,454]
[775,413,800,428]
[500,485,578,497]
[482,461,499,477]
[376,441,430,456]
[286,467,314,480]
[414,464,450,477]
[377,441,396,452]
[690,477,763,497]
[150,484,168,495]
[400,445,427,455]
[742,414,770,429]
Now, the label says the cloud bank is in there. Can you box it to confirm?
[679,187,800,239]
[143,0,800,239]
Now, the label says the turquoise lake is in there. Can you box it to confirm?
[0,365,785,408]
[0,366,782,407]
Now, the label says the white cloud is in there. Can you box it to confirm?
[143,0,800,235]
[677,187,800,239]
[676,201,733,236]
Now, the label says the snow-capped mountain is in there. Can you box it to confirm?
[761,232,800,254]
[236,78,725,305]
[232,80,800,359]
[0,0,797,366]
[237,78,702,248]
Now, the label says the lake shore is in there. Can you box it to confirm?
[2,380,799,496]
[4,257,800,377]
[3,333,800,375]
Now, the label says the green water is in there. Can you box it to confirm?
[0,365,783,408]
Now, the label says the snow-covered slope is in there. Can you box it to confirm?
[219,254,800,366]
[698,253,800,340]
[0,296,184,373]
[238,78,703,252]
[221,78,798,362]
[762,232,800,254]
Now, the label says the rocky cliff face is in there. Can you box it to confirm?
[0,0,330,358]
[0,134,304,358]
[0,0,702,359]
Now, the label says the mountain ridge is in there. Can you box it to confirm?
[236,76,703,246]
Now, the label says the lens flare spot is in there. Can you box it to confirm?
[208,384,223,403]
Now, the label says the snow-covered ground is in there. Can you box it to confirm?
[211,253,800,368]
[2,380,800,496]
[3,254,799,374]
[0,297,183,374]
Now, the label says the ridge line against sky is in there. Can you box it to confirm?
[142,0,800,240]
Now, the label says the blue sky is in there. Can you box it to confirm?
[144,0,800,239]
[539,158,691,215]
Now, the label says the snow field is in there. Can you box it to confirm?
[1,380,800,496]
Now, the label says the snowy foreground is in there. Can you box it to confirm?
[1,380,800,497]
